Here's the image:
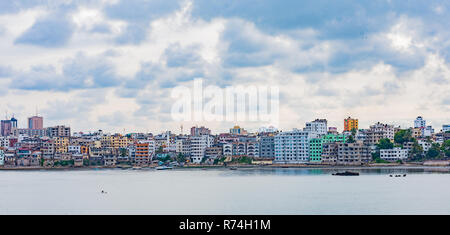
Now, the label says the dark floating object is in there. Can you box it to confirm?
[332,171,359,176]
[390,174,407,177]
[229,167,238,170]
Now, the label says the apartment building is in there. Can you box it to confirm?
[274,129,310,163]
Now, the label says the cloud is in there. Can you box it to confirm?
[14,13,75,47]
[11,52,123,91]
[105,0,181,44]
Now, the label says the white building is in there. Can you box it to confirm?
[223,143,232,156]
[369,122,395,140]
[380,147,409,162]
[418,140,432,152]
[175,138,190,156]
[443,125,450,132]
[0,149,4,166]
[423,126,434,137]
[246,141,260,157]
[414,116,426,128]
[304,119,327,138]
[189,135,213,163]
[275,129,310,163]
[68,145,81,154]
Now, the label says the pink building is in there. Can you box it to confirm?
[28,116,43,129]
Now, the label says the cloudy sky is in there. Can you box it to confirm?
[0,0,449,134]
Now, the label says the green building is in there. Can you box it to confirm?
[309,134,346,163]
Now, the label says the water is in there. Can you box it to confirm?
[1,167,450,215]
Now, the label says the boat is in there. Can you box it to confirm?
[132,166,142,170]
[229,167,238,170]
[332,171,359,176]
[156,166,173,170]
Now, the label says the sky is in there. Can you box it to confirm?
[0,0,449,134]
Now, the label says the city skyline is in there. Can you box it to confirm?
[0,1,449,134]
[1,112,448,135]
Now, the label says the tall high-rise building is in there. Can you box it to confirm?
[190,126,211,136]
[1,117,17,137]
[414,116,426,128]
[344,117,358,132]
[28,116,44,129]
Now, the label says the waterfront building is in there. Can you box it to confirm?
[205,145,223,160]
[175,138,191,156]
[274,129,310,163]
[336,142,371,165]
[0,149,4,166]
[380,147,409,162]
[223,143,232,156]
[28,116,43,129]
[259,135,275,159]
[344,117,358,132]
[321,142,339,165]
[190,135,213,163]
[309,134,346,163]
[246,141,259,157]
[232,142,246,156]
[135,141,152,165]
[41,139,55,159]
[190,126,211,136]
[414,116,426,128]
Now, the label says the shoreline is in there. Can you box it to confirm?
[1,163,450,171]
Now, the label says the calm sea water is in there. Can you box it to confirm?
[1,167,450,215]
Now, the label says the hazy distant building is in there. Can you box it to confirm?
[230,126,248,135]
[190,126,211,136]
[28,116,43,129]
[1,117,17,136]
[443,125,450,132]
[414,116,426,128]
[47,126,71,138]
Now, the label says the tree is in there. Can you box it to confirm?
[156,146,164,154]
[394,129,412,144]
[377,138,394,150]
[347,135,355,143]
[426,143,441,159]
[176,153,186,163]
[442,140,450,158]
[410,141,424,161]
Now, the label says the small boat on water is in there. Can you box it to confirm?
[229,167,238,170]
[332,171,359,176]
[390,174,407,177]
[132,166,142,170]
[156,166,173,170]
